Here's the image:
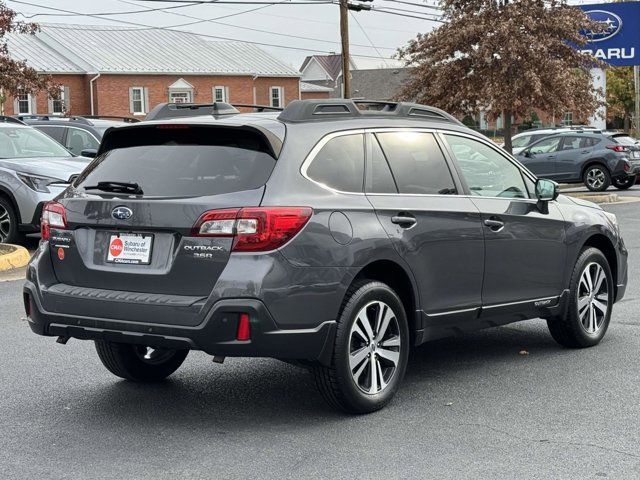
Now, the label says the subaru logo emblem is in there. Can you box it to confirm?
[583,10,623,43]
[112,206,133,220]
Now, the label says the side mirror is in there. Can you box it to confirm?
[535,178,559,202]
[81,148,98,158]
[523,150,531,157]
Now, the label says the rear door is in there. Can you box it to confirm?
[441,133,567,310]
[364,130,485,319]
[519,136,561,179]
[554,135,593,181]
[50,124,279,296]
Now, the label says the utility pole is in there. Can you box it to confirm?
[340,0,350,98]
[339,0,372,99]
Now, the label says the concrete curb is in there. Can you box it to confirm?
[0,244,30,272]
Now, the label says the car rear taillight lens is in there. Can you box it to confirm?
[41,202,67,241]
[192,207,312,252]
[606,145,629,153]
[236,313,251,341]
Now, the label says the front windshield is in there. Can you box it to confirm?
[0,126,72,158]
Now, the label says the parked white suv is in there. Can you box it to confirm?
[0,118,90,243]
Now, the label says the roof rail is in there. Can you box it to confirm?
[82,115,141,123]
[145,102,239,121]
[1,115,27,125]
[277,99,464,125]
[231,104,283,112]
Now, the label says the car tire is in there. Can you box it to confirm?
[583,165,611,192]
[612,175,636,190]
[95,341,188,382]
[312,280,410,414]
[0,196,20,244]
[546,247,613,348]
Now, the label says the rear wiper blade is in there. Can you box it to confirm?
[83,181,144,195]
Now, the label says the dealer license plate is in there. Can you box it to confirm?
[107,233,153,265]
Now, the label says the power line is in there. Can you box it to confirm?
[381,0,441,11]
[15,1,202,18]
[117,0,398,50]
[12,0,398,59]
[350,10,390,66]
[371,7,444,22]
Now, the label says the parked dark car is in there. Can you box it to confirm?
[517,132,640,191]
[24,100,627,414]
[18,115,139,157]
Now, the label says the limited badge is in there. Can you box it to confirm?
[57,247,65,261]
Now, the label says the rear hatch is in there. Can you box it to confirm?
[47,123,280,297]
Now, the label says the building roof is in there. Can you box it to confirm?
[7,24,301,77]
[300,54,348,81]
[300,81,334,93]
[350,68,411,101]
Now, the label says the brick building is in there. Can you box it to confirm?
[6,24,302,118]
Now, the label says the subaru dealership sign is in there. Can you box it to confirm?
[579,2,640,66]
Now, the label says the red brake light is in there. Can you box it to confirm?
[236,313,251,341]
[41,202,67,241]
[192,207,312,252]
[606,145,628,153]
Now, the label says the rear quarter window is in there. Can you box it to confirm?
[305,134,365,193]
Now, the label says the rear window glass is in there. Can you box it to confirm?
[75,126,277,197]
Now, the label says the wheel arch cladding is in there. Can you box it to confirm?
[347,259,419,339]
[582,234,617,295]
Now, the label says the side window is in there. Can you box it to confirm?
[560,136,583,151]
[366,135,398,194]
[306,134,364,192]
[375,131,456,195]
[65,128,99,156]
[529,137,561,154]
[580,137,598,148]
[36,126,65,144]
[511,135,531,149]
[444,134,529,199]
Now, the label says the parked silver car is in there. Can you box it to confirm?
[0,118,90,243]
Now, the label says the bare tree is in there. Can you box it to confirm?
[397,0,604,153]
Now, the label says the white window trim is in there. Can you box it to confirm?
[213,86,227,103]
[270,86,283,108]
[168,89,193,104]
[17,91,32,115]
[131,86,146,115]
[49,86,65,115]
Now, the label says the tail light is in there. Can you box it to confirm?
[192,207,312,252]
[41,202,67,241]
[236,313,251,341]
[606,145,629,153]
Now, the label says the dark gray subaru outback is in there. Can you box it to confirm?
[24,100,628,414]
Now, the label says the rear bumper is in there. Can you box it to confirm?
[24,280,336,364]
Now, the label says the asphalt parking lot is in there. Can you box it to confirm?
[1,200,640,479]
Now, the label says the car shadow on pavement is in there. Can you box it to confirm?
[33,320,578,431]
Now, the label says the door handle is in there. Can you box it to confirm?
[391,214,417,228]
[581,150,589,154]
[548,155,556,159]
[484,218,504,231]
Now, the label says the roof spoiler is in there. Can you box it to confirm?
[145,102,239,121]
[277,99,464,125]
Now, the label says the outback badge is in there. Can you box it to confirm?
[112,206,133,220]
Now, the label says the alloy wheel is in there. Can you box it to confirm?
[586,168,606,190]
[577,262,609,334]
[0,204,11,243]
[348,301,401,395]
